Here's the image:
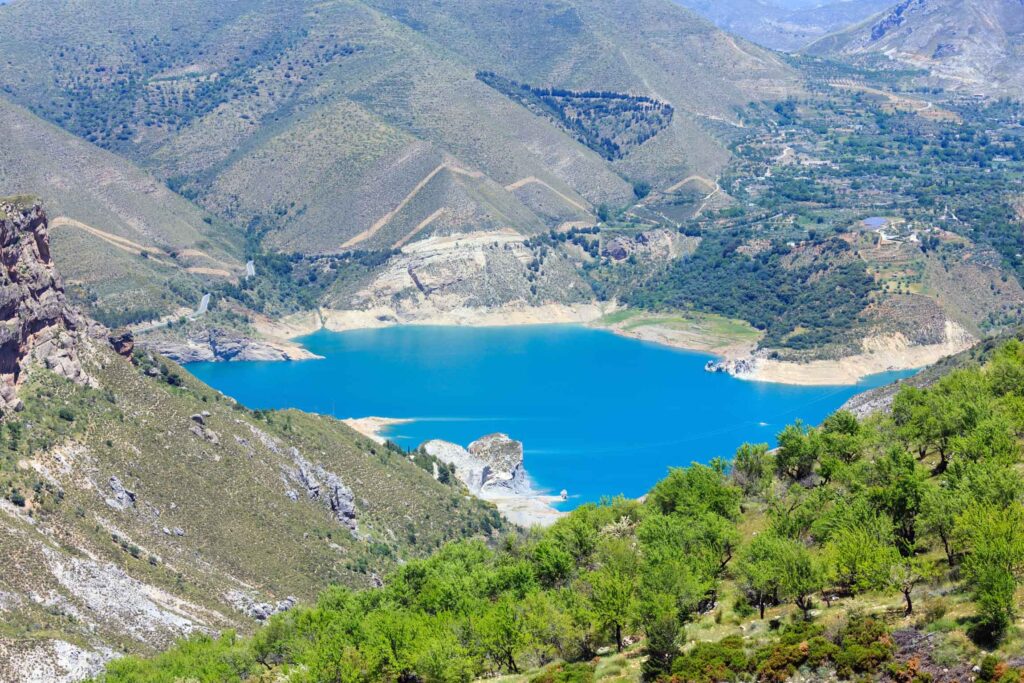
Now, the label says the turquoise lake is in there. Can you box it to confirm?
[188,325,913,507]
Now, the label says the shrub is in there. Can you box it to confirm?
[58,407,75,422]
[671,635,749,682]
[833,615,894,677]
[531,662,595,683]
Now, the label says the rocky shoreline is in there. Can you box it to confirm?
[422,433,564,527]
[140,328,321,364]
[703,323,975,386]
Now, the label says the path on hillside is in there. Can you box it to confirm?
[393,208,447,249]
[52,217,236,276]
[342,163,490,250]
[661,174,717,195]
[504,176,590,213]
[51,216,167,257]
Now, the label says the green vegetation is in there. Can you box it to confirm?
[92,339,1024,681]
[477,72,674,160]
[615,232,872,350]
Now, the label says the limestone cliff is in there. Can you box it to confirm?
[0,199,89,410]
[423,433,531,496]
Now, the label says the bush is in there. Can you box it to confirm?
[531,662,595,683]
[671,635,749,682]
[833,615,894,677]
[58,407,75,422]
[754,623,836,683]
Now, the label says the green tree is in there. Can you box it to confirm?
[775,421,821,482]
[638,592,680,682]
[737,534,786,619]
[868,448,927,555]
[588,538,638,652]
[732,442,771,497]
[475,596,531,673]
[777,541,825,621]
[956,505,1024,641]
[820,410,864,464]
[919,484,963,567]
[889,557,936,616]
[825,515,900,595]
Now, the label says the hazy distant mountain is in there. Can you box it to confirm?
[807,0,1024,95]
[674,0,893,51]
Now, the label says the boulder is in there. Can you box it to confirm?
[105,476,136,510]
[108,330,135,357]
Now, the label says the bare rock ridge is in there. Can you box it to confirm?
[423,433,530,497]
[286,446,358,535]
[0,199,89,410]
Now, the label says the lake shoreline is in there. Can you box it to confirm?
[189,324,911,505]
[262,303,955,387]
[341,416,414,444]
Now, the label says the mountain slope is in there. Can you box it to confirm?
[0,0,801,255]
[674,0,894,51]
[365,0,801,183]
[0,96,243,324]
[806,0,1024,95]
[0,202,505,681]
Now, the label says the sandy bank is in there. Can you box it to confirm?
[252,302,611,340]
[739,324,976,386]
[341,416,413,444]
[486,493,565,528]
[607,324,756,359]
[320,302,611,332]
[593,312,760,360]
[250,302,968,386]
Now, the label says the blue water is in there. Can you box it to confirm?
[189,326,913,506]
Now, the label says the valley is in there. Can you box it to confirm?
[3,0,1024,680]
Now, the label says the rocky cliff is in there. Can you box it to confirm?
[423,433,531,496]
[0,199,90,411]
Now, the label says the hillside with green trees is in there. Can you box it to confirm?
[91,337,1024,681]
[0,338,505,681]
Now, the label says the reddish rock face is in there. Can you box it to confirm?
[0,200,88,410]
[108,330,135,357]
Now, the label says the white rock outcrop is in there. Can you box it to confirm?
[423,433,530,496]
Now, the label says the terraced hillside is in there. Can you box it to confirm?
[0,0,800,256]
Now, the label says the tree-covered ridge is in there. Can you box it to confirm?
[95,339,1024,682]
[476,72,674,161]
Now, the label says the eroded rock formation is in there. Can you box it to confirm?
[0,200,89,410]
[423,433,530,496]
[143,328,316,363]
